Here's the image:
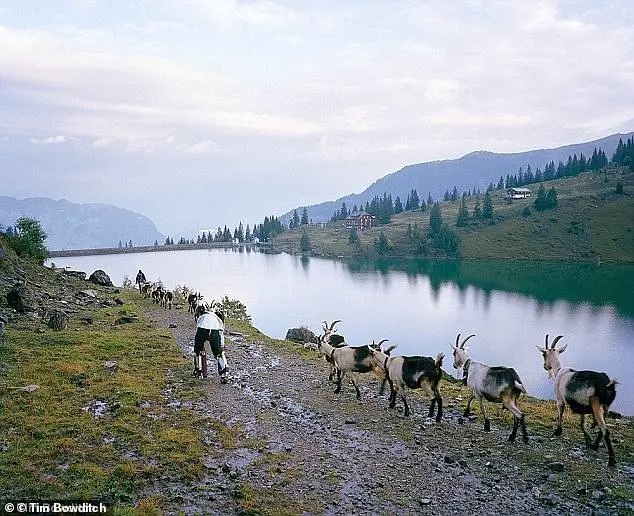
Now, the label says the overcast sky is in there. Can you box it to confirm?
[1,0,633,236]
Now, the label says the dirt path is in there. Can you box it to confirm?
[142,304,633,515]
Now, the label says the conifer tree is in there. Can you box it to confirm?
[482,192,494,220]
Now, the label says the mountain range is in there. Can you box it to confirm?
[0,197,165,251]
[282,132,634,223]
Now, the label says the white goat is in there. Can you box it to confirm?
[368,342,444,420]
[452,334,528,443]
[537,334,617,467]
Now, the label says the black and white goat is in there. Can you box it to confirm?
[318,320,348,382]
[188,292,202,314]
[452,334,528,443]
[164,291,173,310]
[317,323,382,400]
[537,334,617,466]
[368,342,444,420]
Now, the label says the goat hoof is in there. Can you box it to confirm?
[608,458,616,467]
[554,428,562,437]
[508,435,516,442]
[484,421,491,432]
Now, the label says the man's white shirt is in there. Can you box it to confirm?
[196,312,224,331]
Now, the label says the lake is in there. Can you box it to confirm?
[48,248,634,415]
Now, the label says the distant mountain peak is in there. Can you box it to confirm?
[0,196,165,250]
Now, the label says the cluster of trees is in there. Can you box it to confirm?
[330,190,431,225]
[443,186,482,202]
[402,203,459,256]
[164,214,286,247]
[533,185,558,211]
[456,192,494,227]
[289,208,309,229]
[613,137,634,172]
[0,217,48,264]
[488,147,609,193]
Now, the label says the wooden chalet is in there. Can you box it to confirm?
[506,187,532,199]
[344,211,376,231]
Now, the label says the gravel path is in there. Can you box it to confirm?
[143,305,633,516]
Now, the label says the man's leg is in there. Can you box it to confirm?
[193,328,209,377]
[210,330,228,383]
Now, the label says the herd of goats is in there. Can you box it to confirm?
[137,282,619,468]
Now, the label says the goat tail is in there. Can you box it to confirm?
[515,381,527,395]
[435,352,445,368]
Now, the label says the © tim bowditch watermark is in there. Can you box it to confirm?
[3,501,111,514]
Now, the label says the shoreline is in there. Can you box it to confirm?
[48,241,271,258]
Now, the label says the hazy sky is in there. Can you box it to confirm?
[1,0,633,236]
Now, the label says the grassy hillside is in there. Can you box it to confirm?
[272,165,634,263]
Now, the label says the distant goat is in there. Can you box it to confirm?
[164,291,173,309]
[188,292,202,314]
[537,334,617,466]
[452,334,528,443]
[369,342,444,420]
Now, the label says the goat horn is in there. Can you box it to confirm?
[329,320,342,332]
[545,334,550,348]
[455,334,461,348]
[377,339,389,347]
[551,335,564,348]
[460,334,475,348]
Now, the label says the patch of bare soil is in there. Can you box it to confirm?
[143,304,633,516]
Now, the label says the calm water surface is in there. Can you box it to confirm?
[49,249,634,414]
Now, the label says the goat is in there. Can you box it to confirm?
[537,334,617,466]
[318,320,348,382]
[188,292,202,314]
[151,287,161,304]
[164,291,173,309]
[141,282,153,299]
[317,325,383,400]
[368,343,444,420]
[452,334,528,443]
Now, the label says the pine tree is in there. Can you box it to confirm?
[299,230,311,252]
[292,209,300,228]
[546,187,558,209]
[482,192,494,220]
[427,193,433,205]
[118,240,123,248]
[456,194,470,227]
[245,225,251,241]
[348,227,359,244]
[394,196,403,213]
[420,198,426,212]
[473,197,482,220]
[374,231,390,254]
[429,203,443,235]
[301,208,309,225]
[534,184,548,211]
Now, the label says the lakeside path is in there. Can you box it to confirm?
[140,300,634,515]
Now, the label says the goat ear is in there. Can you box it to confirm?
[557,343,567,354]
[536,345,547,354]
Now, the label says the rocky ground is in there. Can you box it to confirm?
[142,304,634,516]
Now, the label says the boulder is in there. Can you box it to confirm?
[89,270,113,287]
[47,310,69,330]
[285,327,319,344]
[7,285,33,313]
